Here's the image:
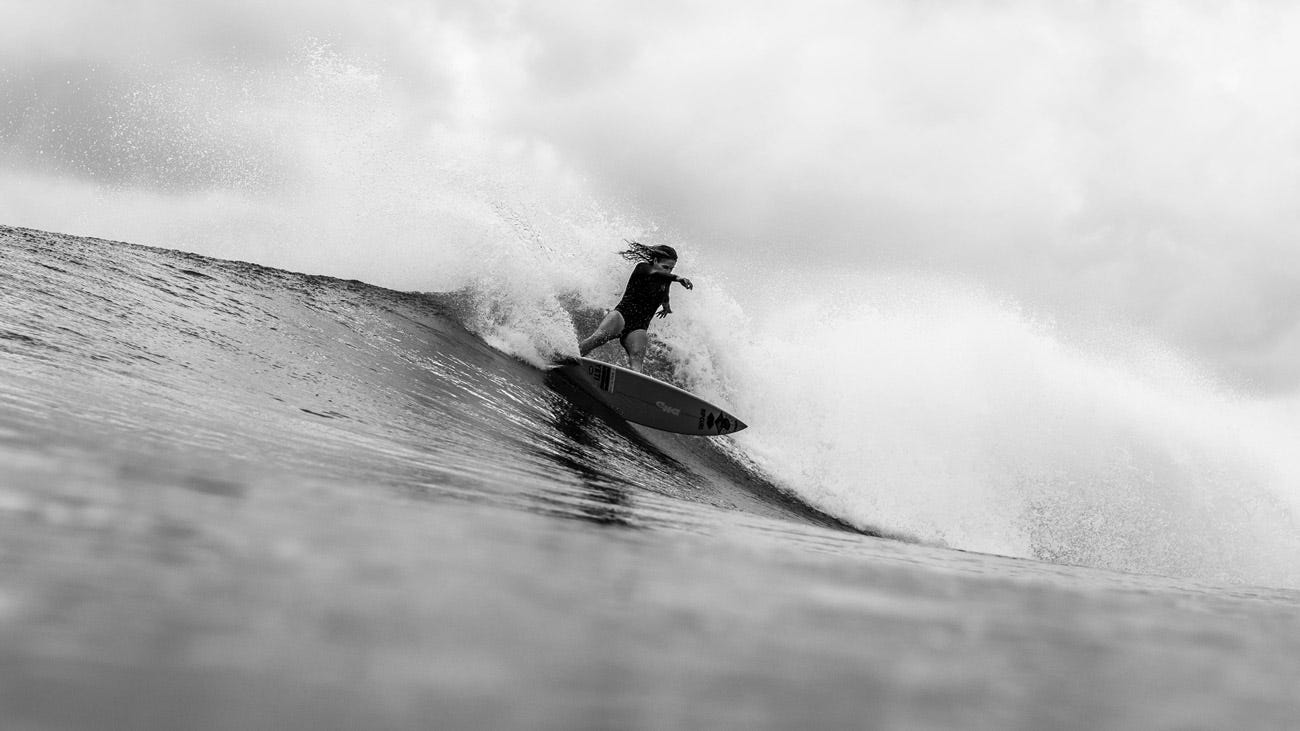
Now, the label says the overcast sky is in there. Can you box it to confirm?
[4,1,1300,392]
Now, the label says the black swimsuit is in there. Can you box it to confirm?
[613,262,672,338]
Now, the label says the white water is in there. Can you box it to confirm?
[713,276,1300,586]
[6,36,1300,587]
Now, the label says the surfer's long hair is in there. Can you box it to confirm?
[618,240,678,263]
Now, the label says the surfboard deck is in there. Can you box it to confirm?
[552,357,747,436]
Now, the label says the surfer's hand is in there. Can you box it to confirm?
[657,307,671,318]
[677,277,693,290]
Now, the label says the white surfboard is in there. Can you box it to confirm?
[554,357,747,436]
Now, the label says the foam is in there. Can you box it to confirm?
[719,274,1300,585]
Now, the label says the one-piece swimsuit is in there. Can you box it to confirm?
[613,262,671,339]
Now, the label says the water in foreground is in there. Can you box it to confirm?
[2,225,1299,730]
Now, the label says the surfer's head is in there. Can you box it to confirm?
[648,244,677,262]
[618,240,680,267]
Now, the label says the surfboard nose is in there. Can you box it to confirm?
[710,411,746,435]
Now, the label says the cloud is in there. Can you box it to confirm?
[0,0,464,192]
[0,59,281,190]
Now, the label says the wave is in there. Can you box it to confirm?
[0,224,850,537]
[5,223,1300,587]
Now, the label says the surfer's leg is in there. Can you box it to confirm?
[579,310,625,355]
[621,329,649,372]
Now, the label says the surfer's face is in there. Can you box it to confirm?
[652,258,677,274]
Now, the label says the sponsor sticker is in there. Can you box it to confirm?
[586,363,615,392]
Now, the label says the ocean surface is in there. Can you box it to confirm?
[4,223,1300,730]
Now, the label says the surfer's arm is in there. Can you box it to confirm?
[659,272,692,289]
[654,273,693,287]
[657,290,672,318]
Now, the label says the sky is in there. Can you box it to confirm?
[4,0,1300,392]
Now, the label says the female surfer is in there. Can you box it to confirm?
[578,242,693,372]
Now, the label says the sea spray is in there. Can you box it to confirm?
[714,273,1300,585]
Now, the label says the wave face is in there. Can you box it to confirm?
[5,223,1300,588]
[0,224,840,534]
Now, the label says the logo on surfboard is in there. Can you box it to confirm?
[586,362,615,392]
[699,408,738,434]
[562,357,746,435]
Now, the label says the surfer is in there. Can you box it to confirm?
[578,242,693,372]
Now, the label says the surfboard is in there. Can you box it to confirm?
[553,357,747,436]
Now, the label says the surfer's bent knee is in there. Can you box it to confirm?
[620,329,648,353]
